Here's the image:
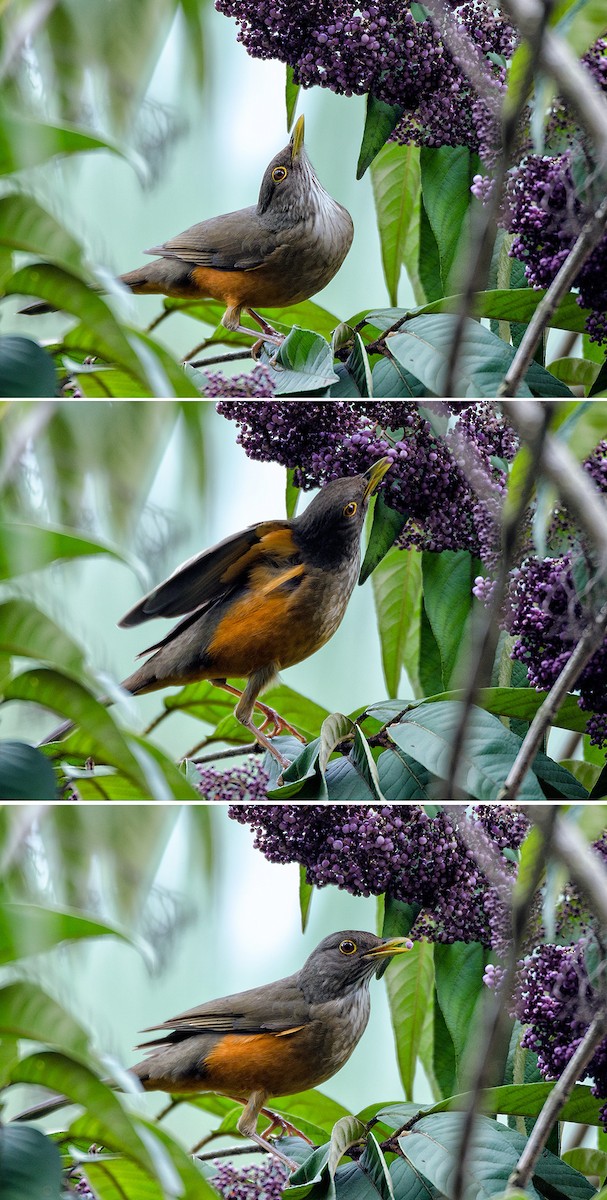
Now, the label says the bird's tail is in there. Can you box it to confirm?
[19,300,56,315]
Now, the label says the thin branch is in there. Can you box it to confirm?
[189,741,262,764]
[188,349,252,369]
[509,1010,607,1190]
[443,401,551,799]
[145,310,172,334]
[195,1143,270,1161]
[498,196,607,396]
[142,710,170,737]
[499,597,607,800]
[450,810,558,1200]
[506,402,607,568]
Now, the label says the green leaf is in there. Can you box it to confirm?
[431,996,458,1099]
[346,333,373,396]
[0,1125,62,1200]
[548,356,600,393]
[387,702,545,800]
[385,936,434,1099]
[371,545,423,698]
[377,746,434,800]
[360,494,409,585]
[286,467,301,518]
[328,1117,367,1176]
[166,679,329,743]
[0,901,140,964]
[372,355,427,397]
[420,147,478,294]
[0,521,134,579]
[371,142,421,306]
[418,608,444,697]
[83,1161,164,1200]
[9,1052,153,1168]
[0,194,87,275]
[0,598,86,674]
[418,202,442,303]
[265,329,339,394]
[429,1081,605,1126]
[411,288,594,334]
[390,1154,438,1200]
[422,551,475,690]
[0,741,59,800]
[0,980,91,1056]
[563,1148,607,1184]
[299,866,314,932]
[5,263,144,380]
[0,113,146,176]
[286,66,300,129]
[434,943,487,1086]
[163,297,341,345]
[319,713,355,774]
[369,314,572,397]
[403,685,590,734]
[553,0,607,56]
[0,337,57,397]
[357,95,404,179]
[359,1133,395,1200]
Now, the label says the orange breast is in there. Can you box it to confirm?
[202,1030,326,1097]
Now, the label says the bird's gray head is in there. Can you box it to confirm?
[297,930,413,1003]
[257,115,328,224]
[292,458,392,572]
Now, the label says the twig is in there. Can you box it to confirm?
[506,403,607,568]
[449,810,558,1200]
[146,310,172,334]
[498,196,607,396]
[188,349,252,369]
[142,710,170,737]
[509,1008,607,1190]
[443,401,550,799]
[499,597,607,800]
[195,1143,270,1161]
[190,742,262,764]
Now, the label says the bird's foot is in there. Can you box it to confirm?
[261,1108,314,1146]
[254,702,306,744]
[248,1131,298,1170]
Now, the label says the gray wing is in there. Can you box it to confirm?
[137,975,310,1047]
[119,519,290,628]
[145,207,280,271]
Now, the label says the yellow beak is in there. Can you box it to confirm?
[291,114,305,160]
[362,456,392,501]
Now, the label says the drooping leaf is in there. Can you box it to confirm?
[357,95,404,179]
[371,142,421,306]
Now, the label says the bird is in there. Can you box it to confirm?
[15,930,413,1168]
[43,457,392,768]
[21,116,354,347]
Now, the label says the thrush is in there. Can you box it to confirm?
[43,458,392,768]
[21,116,354,347]
[15,930,413,1169]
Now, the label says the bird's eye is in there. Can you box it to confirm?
[272,166,288,183]
[339,939,357,955]
[343,501,357,518]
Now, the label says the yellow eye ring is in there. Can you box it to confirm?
[272,166,288,183]
[339,939,357,955]
[343,501,357,518]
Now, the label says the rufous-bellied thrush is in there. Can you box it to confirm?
[16,930,413,1168]
[22,116,353,348]
[44,457,392,767]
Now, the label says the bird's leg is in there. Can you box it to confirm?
[246,308,284,343]
[213,680,304,763]
[260,1107,314,1145]
[237,1090,298,1170]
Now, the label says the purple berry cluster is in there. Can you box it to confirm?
[215,0,514,153]
[514,940,607,1120]
[229,804,529,948]
[501,150,607,343]
[212,1158,290,1200]
[216,401,518,558]
[201,364,275,398]
[196,762,271,800]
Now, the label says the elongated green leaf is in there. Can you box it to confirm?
[434,943,487,1085]
[0,741,59,800]
[360,1133,395,1200]
[0,114,146,176]
[357,95,404,179]
[0,902,139,964]
[563,1148,607,1183]
[0,194,87,275]
[401,288,594,333]
[0,1125,62,1200]
[319,713,355,774]
[0,522,132,579]
[0,336,57,397]
[372,355,427,397]
[371,142,421,306]
[329,1117,367,1177]
[83,1161,163,1200]
[418,203,442,304]
[377,746,434,800]
[390,1154,438,1200]
[299,865,314,932]
[385,938,434,1099]
[0,980,91,1056]
[10,1052,152,1168]
[422,551,475,690]
[286,66,300,128]
[427,1081,605,1126]
[360,494,409,585]
[0,598,86,674]
[387,701,545,800]
[420,147,478,294]
[372,546,422,698]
